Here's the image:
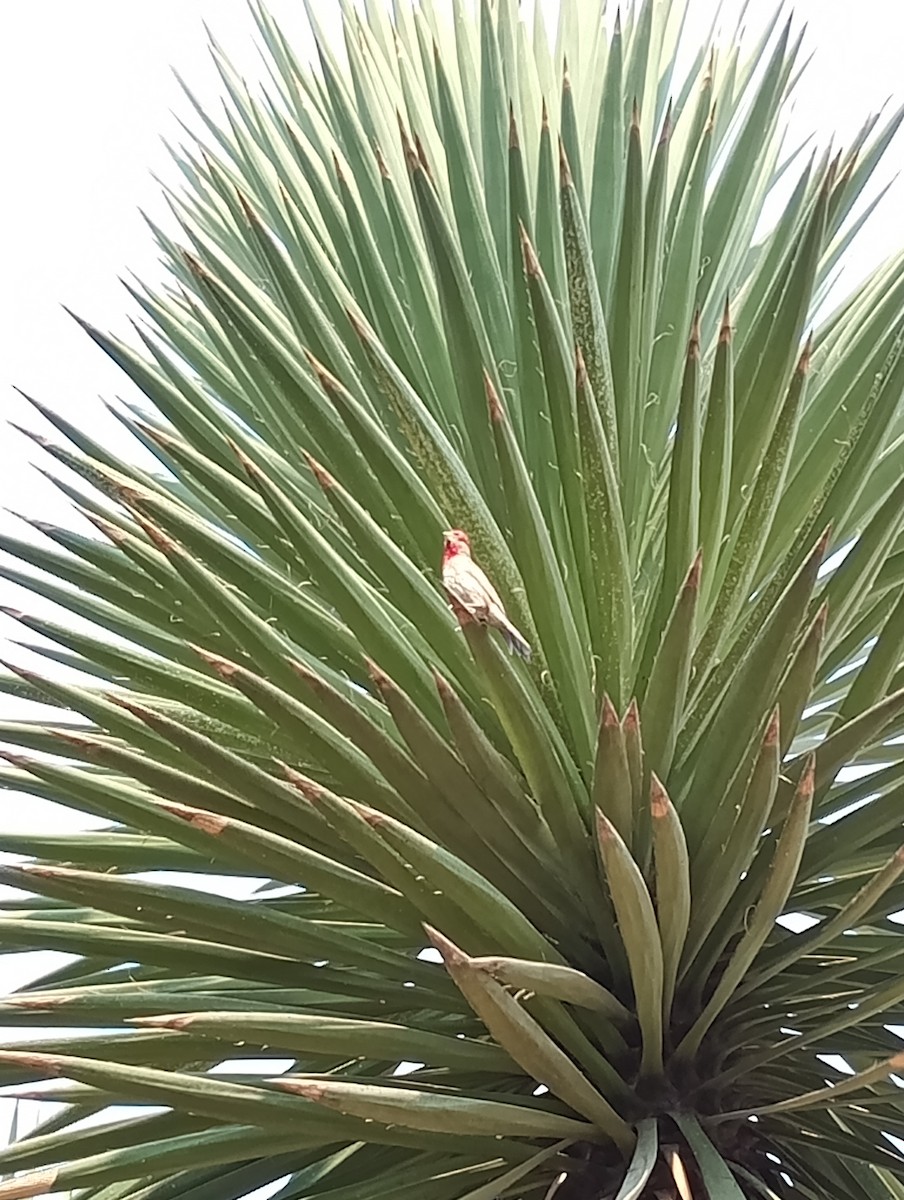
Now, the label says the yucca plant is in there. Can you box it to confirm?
[3,0,904,1196]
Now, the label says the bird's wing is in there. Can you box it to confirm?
[446,556,513,624]
[443,557,506,621]
[464,559,508,621]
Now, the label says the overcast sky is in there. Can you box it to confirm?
[1,0,903,1183]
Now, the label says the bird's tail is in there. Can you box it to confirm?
[500,619,531,661]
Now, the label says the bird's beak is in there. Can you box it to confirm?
[441,530,454,539]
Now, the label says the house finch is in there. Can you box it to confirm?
[441,529,531,661]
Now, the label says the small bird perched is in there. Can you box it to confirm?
[441,529,531,661]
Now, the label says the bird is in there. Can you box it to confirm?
[441,529,531,661]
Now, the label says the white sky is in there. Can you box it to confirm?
[1,0,904,1188]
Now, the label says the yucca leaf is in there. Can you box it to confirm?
[591,697,634,848]
[640,319,701,681]
[610,107,646,503]
[678,528,829,829]
[484,372,594,751]
[649,776,690,1022]
[560,145,618,467]
[596,812,664,1078]
[432,670,561,870]
[536,103,568,321]
[150,797,420,931]
[574,346,633,706]
[675,757,814,1061]
[468,955,631,1021]
[134,1010,506,1073]
[279,1075,596,1140]
[521,227,595,668]
[738,845,904,998]
[639,551,701,781]
[696,337,812,678]
[776,604,827,757]
[427,928,632,1146]
[671,1113,747,1200]
[588,13,624,303]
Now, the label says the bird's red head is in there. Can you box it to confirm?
[442,529,471,561]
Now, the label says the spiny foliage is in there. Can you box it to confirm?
[2,1,904,1197]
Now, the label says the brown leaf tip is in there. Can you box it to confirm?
[797,332,814,374]
[20,864,59,880]
[686,549,703,590]
[599,694,620,730]
[508,103,520,150]
[397,114,418,173]
[595,809,616,842]
[414,134,433,179]
[303,348,343,395]
[558,137,573,189]
[688,310,701,357]
[519,223,541,277]
[0,1051,64,1075]
[346,795,383,829]
[139,520,177,556]
[575,344,588,390]
[227,438,256,475]
[423,924,467,967]
[541,96,549,130]
[3,995,64,1011]
[0,1166,58,1193]
[815,525,833,563]
[365,656,392,693]
[813,601,829,639]
[107,695,151,719]
[130,1013,193,1031]
[373,141,390,179]
[53,731,96,753]
[484,371,504,423]
[622,698,640,735]
[193,646,237,677]
[764,708,780,747]
[305,452,336,491]
[630,98,641,130]
[432,668,454,702]
[346,307,370,343]
[276,1078,324,1100]
[799,754,816,796]
[659,100,673,145]
[183,809,228,836]
[719,296,732,344]
[236,190,258,225]
[649,773,669,818]
[90,514,127,545]
[0,659,39,685]
[0,750,30,772]
[140,422,174,448]
[287,658,325,696]
[823,154,840,195]
[182,251,207,280]
[280,763,325,803]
